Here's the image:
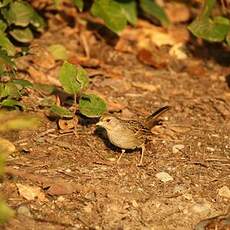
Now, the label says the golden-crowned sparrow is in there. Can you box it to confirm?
[96,106,170,165]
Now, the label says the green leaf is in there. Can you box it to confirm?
[0,0,11,8]
[188,16,230,42]
[0,98,23,109]
[72,0,83,12]
[140,0,170,27]
[91,0,127,33]
[117,0,137,25]
[0,32,16,56]
[30,11,46,31]
[50,104,73,118]
[6,1,34,26]
[12,79,33,89]
[0,20,7,32]
[9,28,33,43]
[213,16,230,25]
[0,82,21,100]
[226,32,230,46]
[59,61,89,95]
[0,111,40,131]
[48,44,68,60]
[188,0,230,42]
[0,201,14,224]
[200,0,216,17]
[39,96,56,107]
[0,48,15,67]
[79,94,107,118]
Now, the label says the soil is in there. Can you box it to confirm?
[1,3,230,230]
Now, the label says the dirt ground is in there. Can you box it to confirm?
[1,5,230,230]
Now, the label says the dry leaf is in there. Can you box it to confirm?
[165,3,190,23]
[137,48,169,68]
[58,118,75,130]
[132,82,160,92]
[169,43,188,60]
[16,183,47,201]
[47,182,77,196]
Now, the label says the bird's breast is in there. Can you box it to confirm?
[106,128,143,149]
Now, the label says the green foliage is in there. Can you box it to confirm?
[9,28,34,43]
[59,61,89,94]
[0,80,32,110]
[72,0,168,34]
[48,44,68,61]
[0,32,16,56]
[0,201,14,224]
[139,0,169,27]
[50,61,107,118]
[188,0,230,44]
[0,48,15,75]
[50,104,73,118]
[119,0,137,26]
[79,94,107,118]
[91,0,128,33]
[0,47,33,111]
[0,0,45,55]
[72,0,83,12]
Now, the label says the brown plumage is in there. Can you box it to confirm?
[96,106,170,165]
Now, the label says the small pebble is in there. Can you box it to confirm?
[131,200,139,208]
[191,202,211,216]
[173,185,186,194]
[57,196,65,202]
[206,147,215,152]
[155,172,173,183]
[172,144,185,154]
[17,206,32,217]
[218,186,230,198]
[84,204,93,213]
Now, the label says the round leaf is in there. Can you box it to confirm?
[50,105,73,118]
[140,0,170,27]
[9,28,33,43]
[0,32,16,56]
[0,98,24,109]
[119,0,137,25]
[91,0,127,33]
[79,94,107,118]
[59,61,89,95]
[7,1,34,26]
[48,44,68,61]
[30,11,46,31]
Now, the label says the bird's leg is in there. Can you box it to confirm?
[117,149,125,164]
[137,144,145,166]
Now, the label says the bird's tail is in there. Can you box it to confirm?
[145,106,170,128]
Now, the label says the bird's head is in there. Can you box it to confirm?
[96,115,121,131]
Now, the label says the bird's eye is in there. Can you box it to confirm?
[105,118,111,122]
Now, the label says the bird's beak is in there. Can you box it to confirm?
[96,121,103,127]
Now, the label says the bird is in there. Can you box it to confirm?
[96,106,170,166]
